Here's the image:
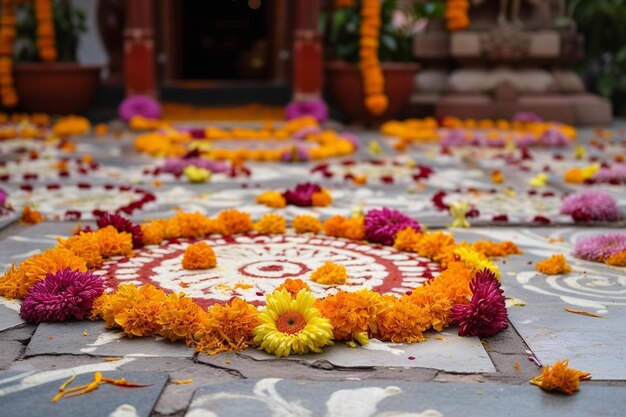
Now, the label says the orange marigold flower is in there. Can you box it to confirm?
[375,295,430,343]
[606,250,626,266]
[256,191,287,208]
[342,217,365,241]
[316,289,382,341]
[100,284,140,328]
[408,286,453,332]
[113,284,167,337]
[158,293,205,344]
[174,212,214,238]
[141,222,165,245]
[535,254,572,275]
[530,359,591,395]
[217,209,254,235]
[393,227,422,252]
[292,215,322,234]
[56,233,103,269]
[425,261,473,305]
[311,189,333,207]
[0,248,87,299]
[182,242,217,270]
[95,226,133,257]
[310,261,347,285]
[194,297,259,355]
[275,278,311,298]
[254,213,286,235]
[414,231,456,259]
[432,244,460,268]
[323,215,347,237]
[20,206,45,224]
[491,169,504,184]
[472,240,522,257]
[158,218,182,239]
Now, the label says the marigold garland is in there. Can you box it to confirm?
[445,0,470,31]
[34,0,57,62]
[0,0,18,107]
[360,0,388,116]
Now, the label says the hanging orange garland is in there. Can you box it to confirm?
[360,0,388,116]
[0,0,18,108]
[34,0,57,62]
[445,0,470,31]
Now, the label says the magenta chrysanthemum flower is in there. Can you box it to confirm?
[450,269,508,337]
[0,187,6,207]
[161,157,228,175]
[285,99,329,123]
[560,190,620,222]
[96,212,143,248]
[118,95,162,122]
[282,183,321,207]
[440,129,467,146]
[592,165,626,184]
[539,128,571,147]
[20,268,104,323]
[573,233,626,262]
[364,207,422,246]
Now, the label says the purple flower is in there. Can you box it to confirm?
[513,112,543,123]
[574,233,626,262]
[282,183,321,207]
[20,268,104,323]
[118,95,162,122]
[161,157,228,175]
[560,190,620,222]
[514,133,536,148]
[0,187,6,207]
[280,145,310,162]
[364,207,421,246]
[539,128,571,147]
[592,165,626,184]
[96,212,143,248]
[440,129,467,146]
[285,99,329,124]
[450,269,508,337]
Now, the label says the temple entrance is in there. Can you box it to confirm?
[163,0,290,83]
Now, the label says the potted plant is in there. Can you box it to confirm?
[324,0,421,124]
[10,0,101,114]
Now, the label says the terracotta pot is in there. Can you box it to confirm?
[325,61,419,125]
[14,63,101,114]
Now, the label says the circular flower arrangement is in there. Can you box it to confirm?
[133,116,359,162]
[1,207,521,358]
[8,183,156,221]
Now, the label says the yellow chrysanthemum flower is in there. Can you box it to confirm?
[454,246,500,279]
[253,289,333,357]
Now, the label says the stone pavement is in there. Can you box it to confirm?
[1,122,626,416]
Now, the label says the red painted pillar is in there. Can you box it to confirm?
[124,0,156,96]
[292,0,323,101]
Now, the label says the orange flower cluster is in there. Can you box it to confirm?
[322,215,365,241]
[472,240,522,257]
[360,0,388,116]
[310,261,347,285]
[381,117,578,147]
[445,0,470,31]
[256,191,286,208]
[0,0,17,107]
[530,360,591,395]
[292,215,322,234]
[316,289,382,342]
[182,242,217,270]
[133,116,356,162]
[20,205,45,224]
[35,0,57,62]
[254,213,286,235]
[535,254,572,275]
[606,251,626,267]
[276,278,311,298]
[52,116,92,137]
